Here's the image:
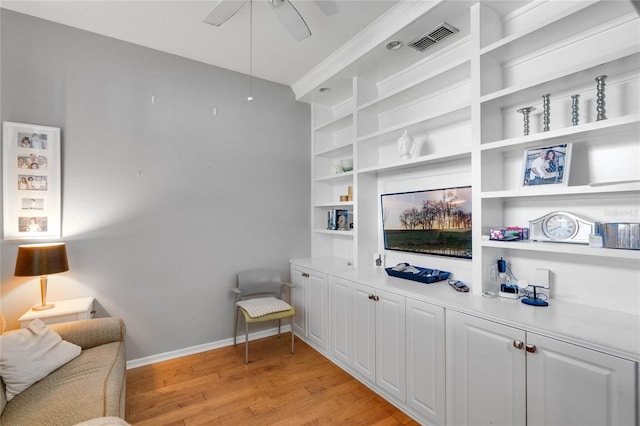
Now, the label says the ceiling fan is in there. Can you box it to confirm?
[204,0,339,41]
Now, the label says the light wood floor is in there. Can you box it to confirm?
[126,333,419,425]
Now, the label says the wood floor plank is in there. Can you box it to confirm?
[127,334,420,425]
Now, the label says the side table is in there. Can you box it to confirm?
[19,297,95,328]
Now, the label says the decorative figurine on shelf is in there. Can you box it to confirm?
[397,130,416,159]
[595,75,607,121]
[517,106,536,136]
[571,94,580,126]
[542,94,550,131]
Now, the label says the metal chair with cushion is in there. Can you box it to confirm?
[232,269,295,364]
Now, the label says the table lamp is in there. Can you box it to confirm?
[15,242,69,311]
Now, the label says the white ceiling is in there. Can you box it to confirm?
[1,0,400,88]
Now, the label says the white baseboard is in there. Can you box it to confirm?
[126,324,292,369]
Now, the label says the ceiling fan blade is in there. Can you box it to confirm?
[270,0,311,41]
[204,0,248,26]
[313,0,339,16]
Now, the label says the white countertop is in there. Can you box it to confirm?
[291,258,640,362]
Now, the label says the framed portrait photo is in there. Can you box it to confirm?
[521,143,572,188]
[3,122,61,240]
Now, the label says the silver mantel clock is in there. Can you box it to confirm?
[529,211,599,244]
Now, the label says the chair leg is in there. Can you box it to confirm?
[291,324,295,354]
[278,319,281,337]
[233,306,239,347]
[244,320,249,364]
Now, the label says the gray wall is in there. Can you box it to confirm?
[0,10,311,360]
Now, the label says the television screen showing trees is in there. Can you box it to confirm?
[381,186,472,259]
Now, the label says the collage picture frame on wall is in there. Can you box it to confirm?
[3,122,62,240]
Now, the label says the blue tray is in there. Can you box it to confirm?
[385,266,450,284]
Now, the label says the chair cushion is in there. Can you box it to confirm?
[236,297,292,318]
[0,319,81,401]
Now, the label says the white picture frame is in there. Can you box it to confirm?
[3,121,62,240]
[521,143,572,188]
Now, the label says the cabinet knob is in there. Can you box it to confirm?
[525,344,537,353]
[373,295,379,301]
[513,340,524,350]
[368,294,373,300]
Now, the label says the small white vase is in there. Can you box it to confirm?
[397,130,415,159]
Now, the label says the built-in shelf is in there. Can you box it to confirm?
[315,229,354,237]
[480,1,616,60]
[358,150,471,175]
[357,105,471,144]
[314,201,354,208]
[314,171,354,183]
[481,238,640,260]
[357,60,470,114]
[314,142,353,158]
[480,114,640,151]
[314,112,353,134]
[480,48,639,106]
[305,0,639,304]
[481,182,640,199]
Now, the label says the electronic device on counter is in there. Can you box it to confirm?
[529,211,599,244]
[496,258,522,299]
[449,280,469,292]
[522,268,550,307]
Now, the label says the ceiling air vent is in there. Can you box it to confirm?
[408,22,459,52]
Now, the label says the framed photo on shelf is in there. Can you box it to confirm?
[521,143,572,188]
[3,122,62,240]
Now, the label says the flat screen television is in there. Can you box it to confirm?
[381,186,472,259]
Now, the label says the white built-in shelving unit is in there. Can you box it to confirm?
[300,0,639,312]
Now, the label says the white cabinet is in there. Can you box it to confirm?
[290,264,328,350]
[352,281,377,382]
[527,333,636,426]
[306,269,329,350]
[329,275,352,366]
[406,298,446,426]
[352,282,406,401]
[290,265,306,337]
[446,310,527,426]
[331,275,454,422]
[446,310,636,426]
[330,277,408,402]
[374,287,406,402]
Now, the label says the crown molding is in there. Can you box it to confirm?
[291,0,443,101]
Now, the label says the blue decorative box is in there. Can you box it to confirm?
[385,266,450,284]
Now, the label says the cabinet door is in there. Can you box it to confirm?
[376,289,406,402]
[330,276,353,366]
[306,270,328,350]
[353,282,376,382]
[406,298,445,425]
[446,311,526,426]
[526,333,636,426]
[290,266,306,338]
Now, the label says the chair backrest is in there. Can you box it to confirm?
[237,269,283,301]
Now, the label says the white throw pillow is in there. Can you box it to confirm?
[0,318,81,401]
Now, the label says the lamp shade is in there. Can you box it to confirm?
[15,243,69,277]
